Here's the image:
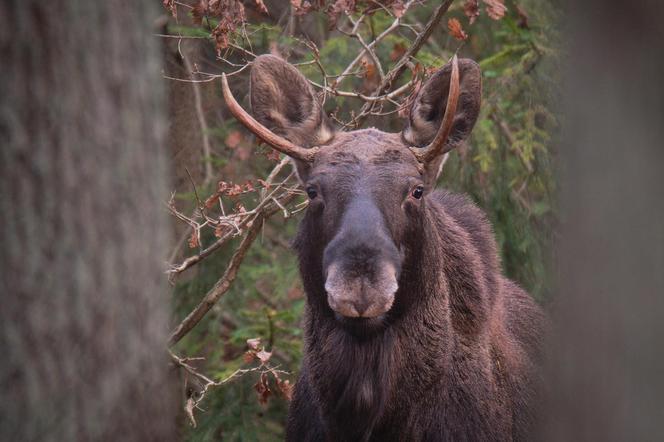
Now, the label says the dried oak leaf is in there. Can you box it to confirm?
[390,42,407,62]
[464,0,480,24]
[247,337,262,350]
[188,230,199,249]
[447,18,468,41]
[254,372,271,405]
[265,149,281,162]
[391,0,406,18]
[256,349,272,364]
[192,0,247,54]
[291,0,314,16]
[225,130,243,149]
[243,181,255,192]
[483,0,507,20]
[214,225,229,238]
[278,379,294,401]
[163,0,177,18]
[257,179,270,190]
[254,0,269,14]
[191,0,208,25]
[243,350,257,363]
[204,192,219,209]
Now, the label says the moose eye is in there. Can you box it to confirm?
[412,185,424,199]
[306,186,318,200]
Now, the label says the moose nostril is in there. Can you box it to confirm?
[352,299,370,317]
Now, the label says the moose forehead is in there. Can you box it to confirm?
[310,129,422,178]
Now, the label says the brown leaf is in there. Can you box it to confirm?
[447,18,468,41]
[265,149,281,162]
[278,379,294,401]
[188,230,199,249]
[361,58,377,81]
[254,372,271,405]
[391,0,406,18]
[291,0,314,16]
[390,42,407,62]
[191,0,208,25]
[254,0,269,14]
[243,181,255,192]
[163,0,177,18]
[225,130,243,149]
[463,0,480,24]
[243,350,256,363]
[205,192,219,209]
[483,0,507,20]
[256,349,272,364]
[214,225,229,238]
[247,337,261,350]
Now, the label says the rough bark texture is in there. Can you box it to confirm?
[0,2,177,441]
[547,2,664,441]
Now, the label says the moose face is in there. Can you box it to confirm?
[222,54,481,322]
[307,132,422,319]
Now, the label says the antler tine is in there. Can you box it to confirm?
[221,73,318,163]
[411,55,461,164]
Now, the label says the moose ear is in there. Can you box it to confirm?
[403,58,481,152]
[250,54,334,148]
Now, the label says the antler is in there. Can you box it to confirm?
[221,73,319,163]
[410,55,460,164]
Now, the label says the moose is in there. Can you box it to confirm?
[221,54,545,441]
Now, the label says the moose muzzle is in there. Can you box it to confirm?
[322,196,401,319]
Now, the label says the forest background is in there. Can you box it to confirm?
[161,0,560,439]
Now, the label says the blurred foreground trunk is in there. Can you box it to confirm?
[548,1,664,441]
[0,2,177,441]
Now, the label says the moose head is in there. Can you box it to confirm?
[222,54,481,326]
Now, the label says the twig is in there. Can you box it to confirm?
[168,191,296,345]
[309,79,413,102]
[353,0,454,127]
[167,169,298,276]
[334,0,417,88]
[182,57,214,184]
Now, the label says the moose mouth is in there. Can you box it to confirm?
[324,262,398,335]
[334,314,390,335]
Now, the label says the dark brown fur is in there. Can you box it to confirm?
[245,55,545,441]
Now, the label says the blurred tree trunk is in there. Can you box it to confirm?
[0,1,177,441]
[548,1,664,441]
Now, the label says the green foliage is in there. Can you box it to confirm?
[169,0,559,438]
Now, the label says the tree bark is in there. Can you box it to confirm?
[0,2,177,440]
[547,2,664,441]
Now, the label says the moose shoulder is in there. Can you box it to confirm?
[222,54,545,441]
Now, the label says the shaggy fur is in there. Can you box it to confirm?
[243,55,545,442]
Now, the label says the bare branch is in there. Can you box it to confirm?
[168,190,297,345]
[353,0,454,126]
[182,57,214,184]
[334,0,417,88]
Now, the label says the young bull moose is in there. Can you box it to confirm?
[221,54,545,441]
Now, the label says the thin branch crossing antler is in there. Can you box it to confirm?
[221,73,319,162]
